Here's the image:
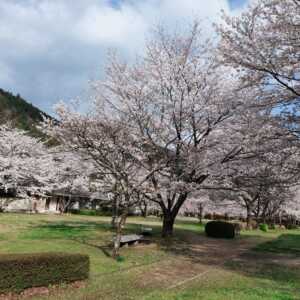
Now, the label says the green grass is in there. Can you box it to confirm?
[0,213,300,299]
[144,273,298,300]
[255,233,300,255]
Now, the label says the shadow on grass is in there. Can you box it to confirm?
[20,220,113,240]
[19,218,165,242]
[228,233,300,290]
[19,217,206,260]
[16,215,300,292]
[254,233,300,255]
[224,251,300,292]
[69,237,112,258]
[155,229,300,292]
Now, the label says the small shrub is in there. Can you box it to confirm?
[205,221,237,239]
[0,252,89,294]
[259,223,268,232]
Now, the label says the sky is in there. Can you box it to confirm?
[0,0,248,114]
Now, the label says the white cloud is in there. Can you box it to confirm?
[74,0,232,51]
[0,0,247,113]
[75,5,146,46]
[0,62,14,86]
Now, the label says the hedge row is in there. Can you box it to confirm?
[0,252,89,294]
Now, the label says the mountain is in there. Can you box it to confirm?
[0,88,52,137]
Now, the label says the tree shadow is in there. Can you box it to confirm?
[20,220,113,240]
[223,250,300,291]
[70,237,112,258]
[20,219,165,254]
[254,233,300,255]
[159,230,300,291]
[19,216,300,291]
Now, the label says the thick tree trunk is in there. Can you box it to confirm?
[161,193,188,237]
[141,204,148,218]
[162,213,176,237]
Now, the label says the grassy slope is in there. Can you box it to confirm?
[0,213,300,300]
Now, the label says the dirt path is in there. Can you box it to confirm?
[137,234,300,290]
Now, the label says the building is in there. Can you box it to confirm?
[0,189,107,214]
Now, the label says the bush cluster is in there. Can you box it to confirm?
[205,221,238,239]
[0,252,89,294]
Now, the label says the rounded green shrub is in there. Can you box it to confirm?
[0,252,89,294]
[259,223,268,232]
[205,221,237,239]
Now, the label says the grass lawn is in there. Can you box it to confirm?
[255,233,300,255]
[0,213,300,300]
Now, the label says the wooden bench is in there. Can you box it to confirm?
[117,234,144,247]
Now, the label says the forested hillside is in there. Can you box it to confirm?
[0,88,51,136]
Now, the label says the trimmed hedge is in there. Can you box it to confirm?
[205,221,237,239]
[0,252,89,293]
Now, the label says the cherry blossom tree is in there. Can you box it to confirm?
[180,192,208,224]
[217,0,300,132]
[0,124,55,198]
[50,150,94,213]
[47,19,295,238]
[208,111,300,227]
[80,22,256,237]
[43,107,153,257]
[215,0,300,226]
